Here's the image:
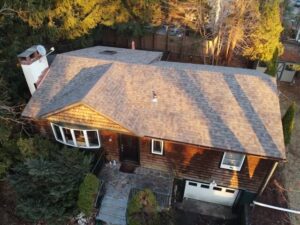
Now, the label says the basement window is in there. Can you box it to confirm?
[151,139,164,155]
[220,152,245,171]
[51,123,100,149]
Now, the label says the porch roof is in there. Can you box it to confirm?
[22,49,285,159]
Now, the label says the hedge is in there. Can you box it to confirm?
[282,102,296,145]
[77,173,100,217]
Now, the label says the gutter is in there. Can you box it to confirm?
[258,161,278,196]
[253,201,300,215]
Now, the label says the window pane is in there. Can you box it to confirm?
[74,130,86,147]
[153,140,162,153]
[87,131,99,147]
[225,152,244,161]
[62,128,74,145]
[53,124,63,141]
[223,158,240,167]
[223,152,244,167]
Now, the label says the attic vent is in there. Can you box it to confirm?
[99,50,117,55]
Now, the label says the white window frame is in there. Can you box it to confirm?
[51,123,100,149]
[151,139,164,155]
[220,152,246,171]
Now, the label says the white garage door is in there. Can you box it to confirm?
[183,180,239,206]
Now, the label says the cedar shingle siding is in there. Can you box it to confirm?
[139,137,273,193]
[46,104,131,134]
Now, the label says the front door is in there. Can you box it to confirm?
[119,134,139,164]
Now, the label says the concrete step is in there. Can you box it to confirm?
[97,213,126,225]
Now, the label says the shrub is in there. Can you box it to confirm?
[282,102,296,145]
[127,189,159,225]
[17,135,57,159]
[77,173,100,217]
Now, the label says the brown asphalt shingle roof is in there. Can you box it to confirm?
[22,49,285,159]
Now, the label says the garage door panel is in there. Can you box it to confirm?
[183,180,239,206]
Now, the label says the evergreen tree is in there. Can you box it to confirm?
[243,0,283,62]
[265,47,279,76]
[9,146,91,224]
[282,102,296,145]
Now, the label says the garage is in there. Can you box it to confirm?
[183,180,239,206]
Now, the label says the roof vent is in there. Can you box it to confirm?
[152,91,158,103]
[99,50,117,55]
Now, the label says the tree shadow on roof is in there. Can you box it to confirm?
[223,74,282,159]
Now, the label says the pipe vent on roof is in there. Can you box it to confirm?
[152,91,158,103]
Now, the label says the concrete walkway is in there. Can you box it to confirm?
[96,163,173,225]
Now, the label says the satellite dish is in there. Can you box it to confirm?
[36,45,47,56]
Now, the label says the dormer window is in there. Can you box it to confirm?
[220,152,245,171]
[51,123,100,149]
[151,139,164,155]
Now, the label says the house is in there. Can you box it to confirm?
[276,41,300,83]
[256,41,300,83]
[19,45,285,209]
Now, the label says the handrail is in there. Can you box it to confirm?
[91,150,105,174]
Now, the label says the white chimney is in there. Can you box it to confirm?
[17,45,53,95]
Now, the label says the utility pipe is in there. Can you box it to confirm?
[258,162,278,196]
[253,201,300,215]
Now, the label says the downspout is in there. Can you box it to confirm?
[257,161,278,196]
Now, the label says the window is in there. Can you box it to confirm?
[188,182,197,186]
[151,139,164,155]
[52,124,63,142]
[51,123,100,149]
[220,152,245,171]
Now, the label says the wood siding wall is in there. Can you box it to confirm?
[139,137,273,193]
[46,104,130,134]
[100,130,120,161]
[33,104,274,193]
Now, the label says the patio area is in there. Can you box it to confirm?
[96,162,174,225]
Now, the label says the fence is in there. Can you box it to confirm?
[101,30,213,64]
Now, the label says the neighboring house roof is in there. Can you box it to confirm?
[61,46,162,64]
[22,48,285,159]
